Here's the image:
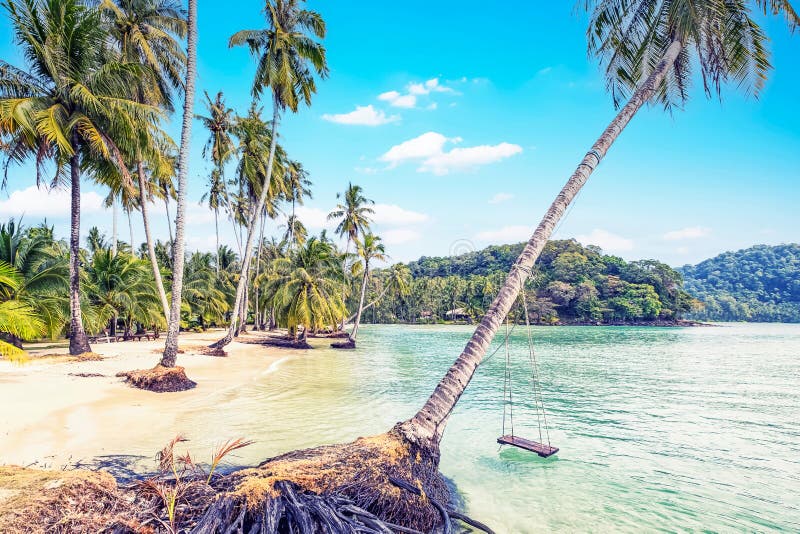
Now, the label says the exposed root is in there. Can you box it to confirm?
[69,372,106,378]
[193,427,447,532]
[330,339,356,350]
[0,466,143,534]
[116,365,197,392]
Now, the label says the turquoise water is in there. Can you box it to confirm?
[190,323,800,532]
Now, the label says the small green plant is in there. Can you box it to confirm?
[139,435,253,533]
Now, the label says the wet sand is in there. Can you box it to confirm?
[0,330,289,472]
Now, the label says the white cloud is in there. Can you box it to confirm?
[488,192,513,205]
[378,91,416,108]
[185,201,216,225]
[377,78,456,109]
[372,203,429,225]
[294,206,335,230]
[576,229,634,252]
[0,185,105,217]
[380,132,522,175]
[382,228,421,245]
[322,104,399,126]
[537,67,552,75]
[380,132,450,166]
[663,226,711,241]
[475,225,531,244]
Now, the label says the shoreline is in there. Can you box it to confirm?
[0,329,290,470]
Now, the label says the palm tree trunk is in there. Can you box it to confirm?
[339,238,351,331]
[127,208,134,251]
[164,196,174,246]
[111,199,118,255]
[345,284,390,324]
[211,101,281,348]
[214,208,220,276]
[350,261,369,343]
[68,140,91,356]
[161,0,197,368]
[399,39,684,445]
[138,161,171,322]
[253,214,265,330]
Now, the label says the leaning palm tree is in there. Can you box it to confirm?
[211,0,327,349]
[192,3,800,531]
[159,0,197,372]
[399,0,799,445]
[0,0,161,355]
[328,182,374,329]
[345,233,385,347]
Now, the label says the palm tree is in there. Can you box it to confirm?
[347,233,385,346]
[283,159,311,249]
[85,249,163,338]
[197,90,235,273]
[0,261,45,362]
[398,0,800,445]
[160,0,196,369]
[345,263,411,324]
[281,215,307,249]
[182,251,229,329]
[212,0,327,349]
[265,236,343,341]
[99,0,186,323]
[0,220,68,341]
[328,182,374,329]
[0,0,161,355]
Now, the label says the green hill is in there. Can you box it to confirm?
[680,244,800,322]
[368,240,697,325]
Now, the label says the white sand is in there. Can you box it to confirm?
[0,330,288,470]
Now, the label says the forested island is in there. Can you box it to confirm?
[359,241,800,325]
[680,244,800,322]
[361,239,700,325]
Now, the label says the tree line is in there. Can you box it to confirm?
[359,239,701,325]
[681,244,800,322]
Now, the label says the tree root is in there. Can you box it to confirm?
[191,427,448,532]
[116,365,197,392]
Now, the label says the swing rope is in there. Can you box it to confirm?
[520,290,551,447]
[501,318,515,438]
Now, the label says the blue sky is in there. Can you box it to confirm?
[0,1,798,266]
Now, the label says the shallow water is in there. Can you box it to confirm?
[242,323,800,532]
[6,324,800,532]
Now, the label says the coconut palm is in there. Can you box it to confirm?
[348,233,385,346]
[345,263,411,324]
[197,90,235,273]
[85,249,163,337]
[159,0,196,369]
[212,0,328,348]
[265,236,343,340]
[0,220,67,340]
[283,159,311,249]
[328,182,374,329]
[281,215,307,249]
[0,261,45,362]
[0,0,161,355]
[182,251,229,329]
[399,0,800,444]
[99,0,186,323]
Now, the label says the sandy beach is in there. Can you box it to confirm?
[0,330,290,472]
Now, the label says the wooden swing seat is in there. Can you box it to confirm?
[497,435,558,458]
